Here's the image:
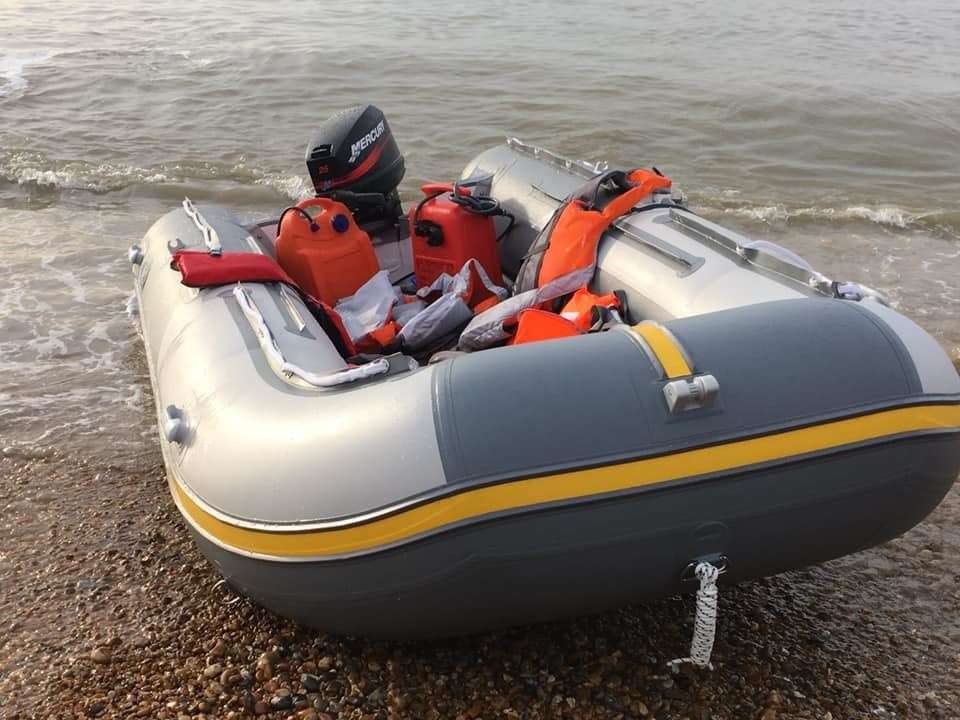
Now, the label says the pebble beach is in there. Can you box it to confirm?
[2,440,957,719]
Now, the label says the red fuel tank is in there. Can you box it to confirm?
[409,183,502,288]
[276,197,379,305]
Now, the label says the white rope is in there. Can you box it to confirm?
[182,196,222,256]
[668,562,720,671]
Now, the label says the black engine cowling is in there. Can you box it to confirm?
[305,105,405,202]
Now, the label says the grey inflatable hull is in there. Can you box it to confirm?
[191,434,958,637]
[131,141,960,638]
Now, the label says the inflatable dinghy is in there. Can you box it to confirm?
[130,116,960,638]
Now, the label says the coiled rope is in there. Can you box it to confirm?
[668,562,721,671]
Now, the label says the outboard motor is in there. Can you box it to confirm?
[305,105,405,223]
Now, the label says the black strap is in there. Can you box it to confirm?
[575,170,631,211]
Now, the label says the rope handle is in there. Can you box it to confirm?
[668,561,722,671]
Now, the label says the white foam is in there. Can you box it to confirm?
[0,51,53,98]
[720,203,919,228]
[724,205,790,222]
[40,254,88,304]
[174,50,216,69]
[0,152,171,192]
[30,327,71,358]
[255,173,313,201]
[13,166,81,188]
[125,294,139,320]
[844,206,913,229]
[84,319,121,354]
[3,159,108,192]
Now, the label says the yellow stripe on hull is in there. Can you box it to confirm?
[631,322,693,377]
[171,404,960,560]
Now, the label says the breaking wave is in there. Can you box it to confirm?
[3,148,957,233]
[0,149,310,200]
[694,199,957,232]
[1,155,171,193]
[254,173,313,201]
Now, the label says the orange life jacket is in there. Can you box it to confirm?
[559,287,623,331]
[508,309,582,346]
[459,169,670,351]
[514,168,672,296]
